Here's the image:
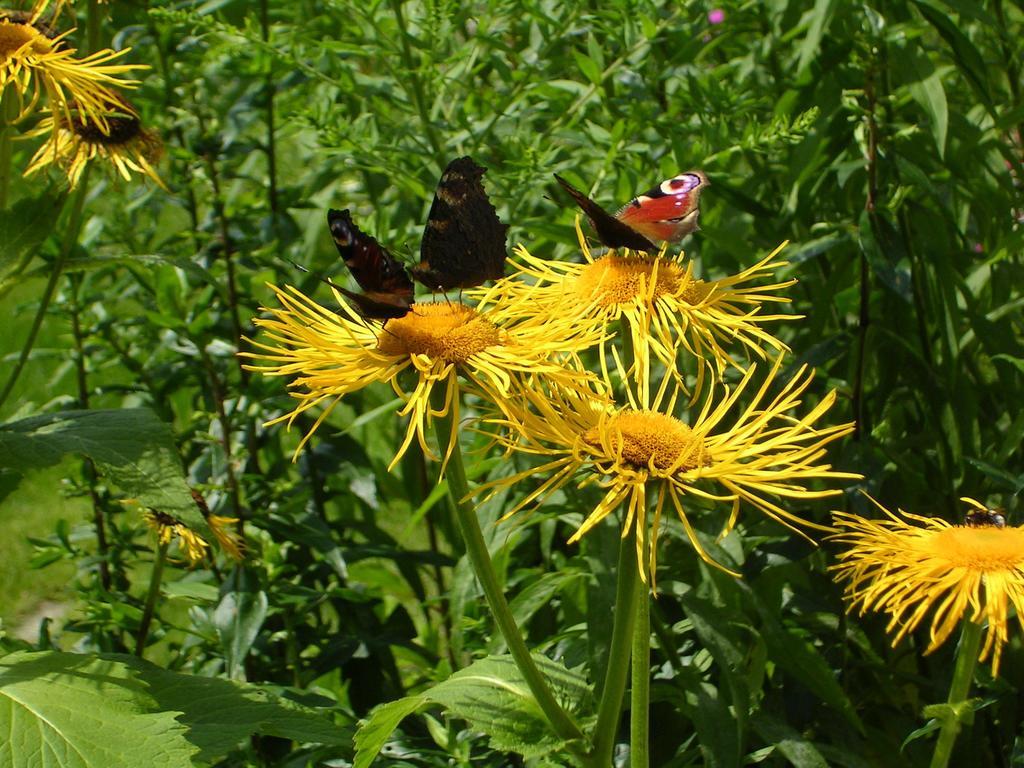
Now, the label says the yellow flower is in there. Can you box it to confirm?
[472,220,794,394]
[244,283,605,471]
[831,497,1024,675]
[144,510,242,565]
[0,6,142,129]
[480,354,858,584]
[145,510,210,565]
[24,95,164,188]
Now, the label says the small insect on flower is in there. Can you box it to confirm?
[832,496,1024,675]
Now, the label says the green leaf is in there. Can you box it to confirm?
[904,49,948,156]
[796,0,836,76]
[0,650,198,768]
[113,656,350,762]
[0,192,63,278]
[751,712,830,767]
[213,567,268,680]
[0,409,208,538]
[353,654,591,766]
[353,697,427,768]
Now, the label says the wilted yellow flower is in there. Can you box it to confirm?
[832,497,1024,675]
[0,5,141,129]
[245,283,605,471]
[472,221,794,395]
[144,510,242,565]
[25,96,164,188]
[480,354,858,584]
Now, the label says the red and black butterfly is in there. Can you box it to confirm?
[327,156,508,319]
[554,171,709,252]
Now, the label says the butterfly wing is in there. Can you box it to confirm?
[553,174,656,252]
[326,209,414,319]
[616,171,708,243]
[411,156,509,291]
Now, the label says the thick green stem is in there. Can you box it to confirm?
[0,85,20,210]
[928,620,983,768]
[592,531,640,765]
[430,410,589,756]
[630,582,650,768]
[135,542,169,658]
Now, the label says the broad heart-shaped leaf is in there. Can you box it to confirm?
[354,654,592,767]
[213,567,269,680]
[0,650,198,768]
[0,651,350,768]
[0,409,209,538]
[0,191,64,278]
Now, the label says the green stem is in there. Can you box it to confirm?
[929,620,983,768]
[430,410,589,756]
[135,542,169,658]
[0,85,20,210]
[630,581,650,768]
[0,173,86,413]
[592,531,640,765]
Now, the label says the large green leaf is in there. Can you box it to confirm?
[354,654,591,766]
[0,651,197,768]
[0,651,349,768]
[902,47,948,157]
[0,409,208,537]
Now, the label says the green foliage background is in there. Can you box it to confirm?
[1,0,1022,765]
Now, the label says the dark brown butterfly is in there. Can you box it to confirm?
[327,209,415,319]
[554,171,709,252]
[409,156,509,291]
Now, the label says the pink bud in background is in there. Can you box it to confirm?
[708,9,725,24]
[973,243,984,254]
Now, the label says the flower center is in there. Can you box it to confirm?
[575,255,708,308]
[376,302,503,362]
[932,526,1024,571]
[584,410,708,470]
[0,16,48,56]
[70,111,143,145]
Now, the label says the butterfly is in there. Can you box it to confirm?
[327,209,415,319]
[554,171,709,252]
[326,157,508,319]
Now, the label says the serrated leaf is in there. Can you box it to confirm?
[0,409,209,538]
[353,654,591,766]
[0,651,198,768]
[111,656,350,761]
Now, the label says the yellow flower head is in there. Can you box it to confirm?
[144,509,242,565]
[145,510,210,565]
[472,220,795,395]
[244,283,605,471]
[480,354,858,585]
[831,497,1024,675]
[25,94,164,188]
[0,5,142,129]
